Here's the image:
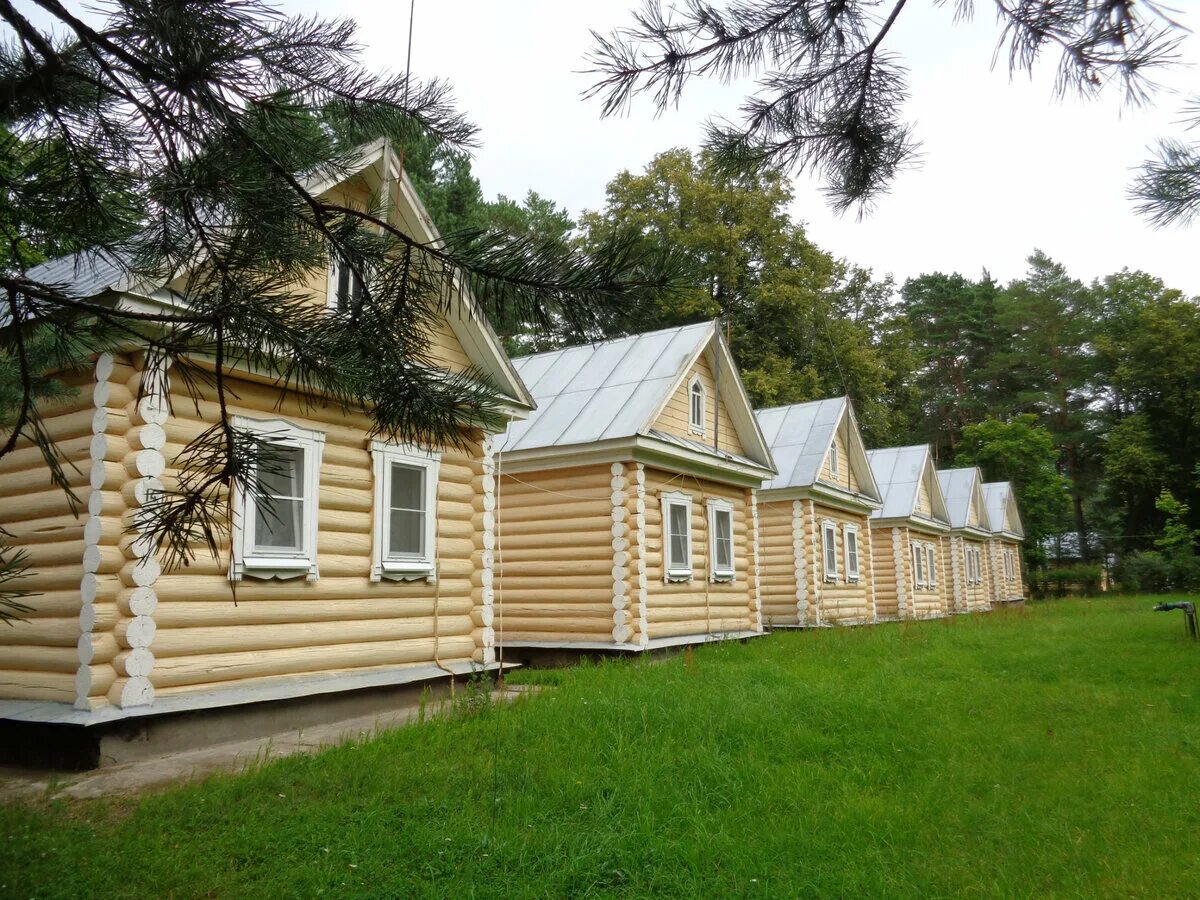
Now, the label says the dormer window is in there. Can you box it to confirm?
[688,376,706,434]
[829,442,840,477]
[328,254,365,312]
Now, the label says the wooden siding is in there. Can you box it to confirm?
[653,352,745,458]
[494,464,616,643]
[907,527,946,618]
[915,474,933,517]
[0,365,110,705]
[807,501,874,625]
[641,468,757,639]
[817,425,863,496]
[961,536,992,611]
[870,526,904,620]
[757,497,803,627]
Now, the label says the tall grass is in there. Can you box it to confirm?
[2,596,1198,897]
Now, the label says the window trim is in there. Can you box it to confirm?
[687,375,707,435]
[828,441,840,477]
[821,518,838,582]
[661,490,694,582]
[843,523,860,582]
[230,416,326,582]
[706,498,736,582]
[912,541,925,588]
[326,254,366,313]
[370,440,441,582]
[926,543,937,588]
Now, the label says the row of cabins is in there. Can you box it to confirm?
[0,146,1026,754]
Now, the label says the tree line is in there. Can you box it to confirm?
[411,144,1200,591]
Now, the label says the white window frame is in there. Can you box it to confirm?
[843,523,861,582]
[326,254,366,313]
[230,416,326,582]
[821,519,838,582]
[912,542,926,588]
[688,375,706,435]
[926,543,937,588]
[828,441,840,477]
[661,490,694,582]
[370,440,441,582]
[706,498,736,582]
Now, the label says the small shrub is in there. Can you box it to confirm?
[1117,552,1173,593]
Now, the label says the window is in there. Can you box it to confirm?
[828,441,840,477]
[912,542,925,587]
[926,544,937,588]
[964,545,974,585]
[822,519,838,582]
[662,490,693,582]
[327,255,365,312]
[688,376,706,434]
[707,498,735,581]
[370,441,441,582]
[843,524,860,581]
[230,417,325,582]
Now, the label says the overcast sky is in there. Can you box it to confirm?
[296,0,1198,295]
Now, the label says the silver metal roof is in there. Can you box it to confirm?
[646,428,762,469]
[499,321,715,452]
[866,444,948,523]
[983,481,1024,538]
[754,397,846,492]
[23,251,128,298]
[937,467,990,531]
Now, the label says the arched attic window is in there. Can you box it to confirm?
[688,376,706,434]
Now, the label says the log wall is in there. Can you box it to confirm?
[494,464,617,644]
[961,536,993,611]
[0,362,114,706]
[807,501,875,625]
[120,362,492,704]
[757,498,803,627]
[640,467,758,640]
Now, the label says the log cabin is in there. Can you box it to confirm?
[755,398,883,627]
[0,140,534,747]
[865,445,953,620]
[983,481,1026,606]
[494,321,776,652]
[936,467,995,612]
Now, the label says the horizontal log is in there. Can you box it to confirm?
[647,619,750,639]
[0,617,79,647]
[148,634,478,688]
[0,644,80,673]
[0,669,76,702]
[498,630,613,643]
[152,597,474,628]
[498,468,612,496]
[498,500,612,524]
[497,544,614,564]
[495,515,610,537]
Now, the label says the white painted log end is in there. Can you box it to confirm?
[115,676,155,709]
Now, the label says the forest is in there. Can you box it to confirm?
[408,141,1200,592]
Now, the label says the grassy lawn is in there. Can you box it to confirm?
[3,596,1199,897]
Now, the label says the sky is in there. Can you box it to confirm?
[41,0,1200,295]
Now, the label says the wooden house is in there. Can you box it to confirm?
[755,398,883,627]
[494,321,776,651]
[983,482,1026,605]
[936,467,995,612]
[865,445,953,620]
[0,140,533,735]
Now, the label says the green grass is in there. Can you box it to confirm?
[3,596,1199,897]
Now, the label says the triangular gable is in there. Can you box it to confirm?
[756,396,881,502]
[937,467,990,532]
[983,482,1025,539]
[643,322,772,468]
[867,444,950,525]
[24,138,533,411]
[500,321,774,470]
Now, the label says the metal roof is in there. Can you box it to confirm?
[982,481,1024,538]
[646,428,762,469]
[754,397,848,492]
[937,467,990,531]
[499,321,720,450]
[866,444,948,523]
[23,251,129,298]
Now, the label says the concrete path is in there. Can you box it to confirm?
[0,684,536,803]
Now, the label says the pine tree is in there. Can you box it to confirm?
[587,0,1184,214]
[0,0,679,615]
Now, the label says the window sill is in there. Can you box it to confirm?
[239,556,315,581]
[376,560,436,583]
[665,571,693,583]
[823,576,838,584]
[710,572,735,583]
